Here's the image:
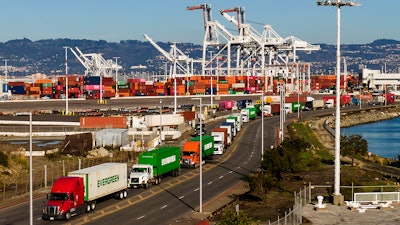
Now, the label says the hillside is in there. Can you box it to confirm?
[0,38,399,77]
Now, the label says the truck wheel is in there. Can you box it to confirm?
[90,202,96,211]
[123,190,128,198]
[119,191,124,199]
[158,177,161,184]
[144,182,149,189]
[86,204,91,212]
[65,212,71,220]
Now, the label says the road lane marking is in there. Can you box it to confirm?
[194,188,199,191]
[137,215,146,220]
[208,181,213,185]
[219,176,224,179]
[229,171,233,174]
[161,205,168,209]
[179,196,184,199]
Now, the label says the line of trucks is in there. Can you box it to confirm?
[260,93,397,117]
[42,111,250,220]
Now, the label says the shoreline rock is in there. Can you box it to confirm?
[326,107,400,128]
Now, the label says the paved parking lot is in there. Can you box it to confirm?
[303,202,400,224]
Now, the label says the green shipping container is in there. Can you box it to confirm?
[138,146,181,177]
[190,135,214,158]
[291,102,303,112]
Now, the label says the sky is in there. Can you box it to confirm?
[1,0,399,45]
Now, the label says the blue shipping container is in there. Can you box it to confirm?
[2,84,8,93]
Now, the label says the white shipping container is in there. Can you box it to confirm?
[232,83,245,88]
[68,163,127,202]
[144,114,184,127]
[95,129,130,147]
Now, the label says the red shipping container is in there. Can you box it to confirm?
[80,116,127,128]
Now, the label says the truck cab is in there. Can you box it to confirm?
[42,177,85,220]
[181,141,201,168]
[129,164,153,188]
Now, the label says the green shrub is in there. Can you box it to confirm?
[0,151,9,167]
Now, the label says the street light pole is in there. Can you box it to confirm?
[63,46,69,115]
[209,51,214,109]
[191,97,203,213]
[3,59,9,83]
[317,0,360,203]
[114,57,120,98]
[159,99,162,146]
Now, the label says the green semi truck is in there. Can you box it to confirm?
[129,146,181,188]
[241,107,257,122]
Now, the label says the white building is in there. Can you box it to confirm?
[361,68,400,95]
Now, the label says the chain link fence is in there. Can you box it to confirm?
[0,151,132,205]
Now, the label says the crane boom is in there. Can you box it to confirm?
[143,34,174,62]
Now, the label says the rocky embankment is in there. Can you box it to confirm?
[326,107,400,128]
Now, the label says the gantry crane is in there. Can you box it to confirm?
[188,3,250,77]
[143,34,196,77]
[220,6,320,93]
[69,47,122,78]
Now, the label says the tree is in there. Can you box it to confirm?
[216,209,253,225]
[341,134,368,166]
[244,172,277,204]
[261,137,311,180]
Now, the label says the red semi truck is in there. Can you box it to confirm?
[42,163,128,220]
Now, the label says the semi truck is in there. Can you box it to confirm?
[221,121,236,137]
[128,146,181,188]
[219,123,233,146]
[42,163,128,220]
[181,135,214,168]
[263,104,280,116]
[226,115,241,132]
[241,107,256,122]
[211,127,228,155]
[231,113,243,130]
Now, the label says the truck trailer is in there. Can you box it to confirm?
[42,163,128,220]
[211,127,228,155]
[128,146,181,188]
[181,135,214,168]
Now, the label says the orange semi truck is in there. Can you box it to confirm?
[181,135,214,168]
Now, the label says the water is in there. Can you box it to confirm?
[341,117,400,159]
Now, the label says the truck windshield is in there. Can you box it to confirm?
[49,193,68,201]
[182,152,195,156]
[132,167,146,173]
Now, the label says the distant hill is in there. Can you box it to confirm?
[0,38,399,77]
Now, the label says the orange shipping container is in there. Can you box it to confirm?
[80,116,127,128]
[35,79,53,84]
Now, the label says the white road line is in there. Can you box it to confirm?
[36,217,42,221]
[137,215,146,220]
[160,205,168,209]
[219,176,224,179]
[229,171,233,174]
[179,195,184,199]
[194,188,200,191]
[208,181,213,185]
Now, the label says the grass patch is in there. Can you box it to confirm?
[289,121,334,164]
